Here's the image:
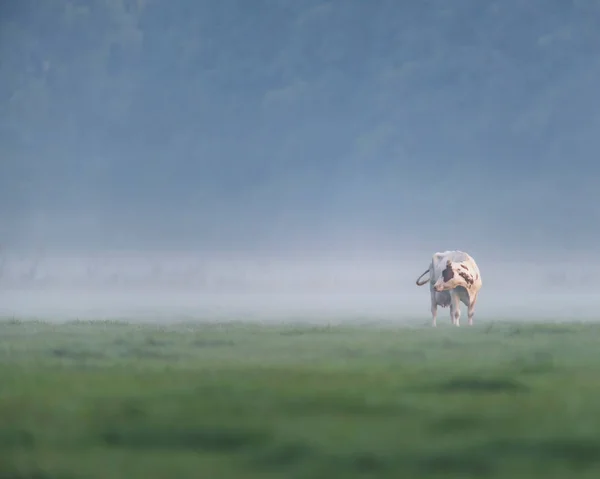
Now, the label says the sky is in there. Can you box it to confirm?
[0,0,599,317]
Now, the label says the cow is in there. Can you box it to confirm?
[415,251,482,327]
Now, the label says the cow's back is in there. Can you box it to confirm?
[430,250,468,281]
[463,255,482,289]
[430,250,482,289]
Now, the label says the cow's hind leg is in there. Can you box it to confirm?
[468,294,477,326]
[450,293,461,326]
[430,289,438,327]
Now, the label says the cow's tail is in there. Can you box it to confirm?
[416,268,430,286]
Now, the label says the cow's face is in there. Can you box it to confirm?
[434,260,475,292]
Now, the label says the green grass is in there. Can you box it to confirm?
[1,318,600,478]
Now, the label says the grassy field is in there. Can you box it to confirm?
[1,318,600,478]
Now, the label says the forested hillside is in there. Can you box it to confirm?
[2,1,599,251]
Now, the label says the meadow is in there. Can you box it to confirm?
[1,317,600,478]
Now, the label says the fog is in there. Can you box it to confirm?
[1,1,599,321]
[0,252,597,321]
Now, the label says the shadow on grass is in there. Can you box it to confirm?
[494,437,600,466]
[281,395,412,416]
[145,337,168,347]
[326,452,392,475]
[192,338,235,348]
[0,472,75,479]
[434,376,528,393]
[100,425,269,452]
[50,348,105,361]
[119,348,179,360]
[419,436,600,474]
[279,326,334,336]
[430,414,484,433]
[250,441,317,468]
[251,443,392,474]
[418,450,494,475]
[508,325,573,337]
[512,352,556,375]
[0,428,35,448]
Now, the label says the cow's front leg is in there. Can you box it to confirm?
[467,294,477,326]
[451,292,461,326]
[430,289,438,327]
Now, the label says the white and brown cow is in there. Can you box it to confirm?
[415,250,482,327]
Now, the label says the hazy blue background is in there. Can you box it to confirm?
[1,0,599,319]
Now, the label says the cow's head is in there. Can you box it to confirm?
[434,260,475,292]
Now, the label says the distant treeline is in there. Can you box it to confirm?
[3,0,599,203]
